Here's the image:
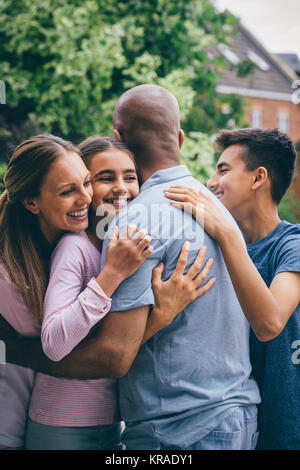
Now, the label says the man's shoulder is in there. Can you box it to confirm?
[117,176,242,243]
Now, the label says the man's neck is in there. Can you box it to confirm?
[136,150,180,185]
[139,162,179,184]
[233,200,281,244]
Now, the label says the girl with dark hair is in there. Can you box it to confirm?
[0,134,153,449]
[24,136,215,450]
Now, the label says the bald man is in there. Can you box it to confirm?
[100,85,261,450]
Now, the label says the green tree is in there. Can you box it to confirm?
[0,0,246,178]
[0,163,6,193]
[278,188,299,223]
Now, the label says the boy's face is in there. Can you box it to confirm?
[207,144,256,219]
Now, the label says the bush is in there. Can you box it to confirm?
[181,132,216,183]
[278,187,299,224]
[0,163,6,193]
[0,0,245,153]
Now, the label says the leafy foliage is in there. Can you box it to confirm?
[0,0,246,177]
[278,187,299,224]
[181,132,216,183]
[0,163,6,193]
[1,0,297,221]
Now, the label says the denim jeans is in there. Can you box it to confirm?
[25,418,123,450]
[123,405,259,450]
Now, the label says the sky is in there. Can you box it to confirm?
[214,0,300,59]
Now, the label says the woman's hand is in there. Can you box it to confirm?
[163,185,231,241]
[97,225,153,297]
[143,242,215,340]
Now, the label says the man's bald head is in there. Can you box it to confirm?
[113,85,181,155]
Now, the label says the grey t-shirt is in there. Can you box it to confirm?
[248,221,300,450]
[101,165,261,447]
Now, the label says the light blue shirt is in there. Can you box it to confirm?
[101,165,260,447]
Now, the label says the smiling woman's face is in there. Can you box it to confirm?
[30,151,93,243]
[87,148,140,217]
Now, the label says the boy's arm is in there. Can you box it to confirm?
[269,271,300,325]
[164,186,300,342]
[218,229,300,341]
[1,307,150,379]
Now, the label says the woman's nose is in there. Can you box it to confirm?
[79,186,92,205]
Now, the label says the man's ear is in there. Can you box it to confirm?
[179,129,185,149]
[22,198,40,215]
[113,129,122,142]
[252,166,268,191]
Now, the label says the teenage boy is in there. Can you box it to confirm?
[166,128,300,449]
[211,129,300,450]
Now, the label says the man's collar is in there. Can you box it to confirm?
[140,165,191,192]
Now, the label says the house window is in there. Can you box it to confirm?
[277,112,290,133]
[251,110,262,128]
[247,50,270,71]
[218,44,240,65]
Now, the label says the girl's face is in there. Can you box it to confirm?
[87,148,139,217]
[27,151,93,243]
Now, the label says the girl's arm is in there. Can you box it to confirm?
[42,226,152,362]
[164,186,300,341]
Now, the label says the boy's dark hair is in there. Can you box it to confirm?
[215,128,296,205]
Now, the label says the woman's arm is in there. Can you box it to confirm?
[141,242,215,344]
[163,186,300,341]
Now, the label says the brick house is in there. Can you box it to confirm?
[214,20,300,218]
[275,53,300,207]
[276,53,300,79]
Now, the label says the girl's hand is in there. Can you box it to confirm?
[163,185,230,241]
[150,242,215,331]
[104,225,153,284]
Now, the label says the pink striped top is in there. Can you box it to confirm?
[28,231,119,427]
[0,263,40,447]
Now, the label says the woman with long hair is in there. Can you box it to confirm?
[24,136,215,450]
[0,134,91,449]
[0,134,155,449]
